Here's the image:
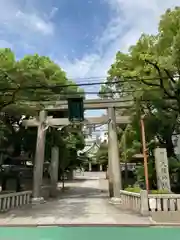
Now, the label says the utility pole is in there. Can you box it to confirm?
[32,110,47,202]
[108,107,122,198]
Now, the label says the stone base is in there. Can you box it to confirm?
[109,197,122,205]
[31,197,46,204]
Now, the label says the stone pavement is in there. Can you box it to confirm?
[0,172,152,225]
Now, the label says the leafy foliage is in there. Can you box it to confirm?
[98,7,180,189]
[0,49,85,174]
[95,143,108,165]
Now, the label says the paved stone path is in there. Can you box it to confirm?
[0,173,152,225]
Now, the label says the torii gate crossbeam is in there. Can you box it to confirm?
[23,98,133,110]
[22,115,131,127]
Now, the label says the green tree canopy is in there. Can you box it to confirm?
[99,6,180,159]
[0,49,85,172]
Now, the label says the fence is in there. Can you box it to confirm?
[148,193,180,222]
[120,190,180,217]
[0,184,52,212]
[148,194,180,212]
[0,191,32,212]
[120,190,141,213]
[120,190,148,215]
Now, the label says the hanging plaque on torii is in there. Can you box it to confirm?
[67,97,84,123]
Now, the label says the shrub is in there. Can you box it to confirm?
[124,187,170,194]
[124,186,141,193]
[150,189,170,194]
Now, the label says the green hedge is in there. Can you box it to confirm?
[124,187,170,194]
[150,189,170,194]
[124,187,141,193]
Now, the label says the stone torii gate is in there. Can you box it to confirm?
[23,98,132,202]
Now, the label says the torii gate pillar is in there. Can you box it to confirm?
[50,146,59,197]
[108,107,122,198]
[32,110,47,202]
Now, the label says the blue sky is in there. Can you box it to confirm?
[0,0,179,118]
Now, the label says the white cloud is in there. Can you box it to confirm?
[0,0,179,104]
[15,11,54,35]
[58,0,179,101]
[61,0,180,79]
[60,54,100,78]
[0,0,55,35]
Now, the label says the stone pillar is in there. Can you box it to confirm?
[140,190,149,216]
[154,147,171,192]
[100,164,103,171]
[50,146,59,197]
[88,162,92,172]
[32,110,47,202]
[108,107,122,198]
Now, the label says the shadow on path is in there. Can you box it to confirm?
[60,186,108,199]
[0,178,152,225]
[0,179,109,221]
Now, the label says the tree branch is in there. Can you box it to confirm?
[143,59,176,99]
[140,79,160,87]
[0,70,26,112]
[163,68,176,84]
[0,85,21,112]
